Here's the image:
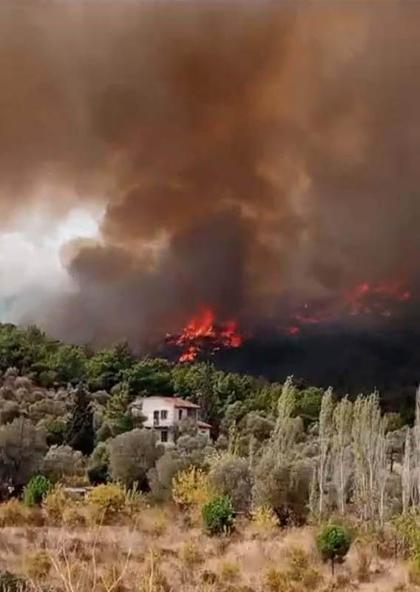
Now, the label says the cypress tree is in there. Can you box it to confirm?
[65,383,95,455]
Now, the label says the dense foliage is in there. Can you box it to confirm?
[23,475,51,507]
[0,320,419,541]
[316,524,352,575]
[202,495,235,535]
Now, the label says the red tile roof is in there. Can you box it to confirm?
[163,396,200,409]
[198,420,212,429]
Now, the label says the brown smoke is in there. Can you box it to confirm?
[0,1,419,347]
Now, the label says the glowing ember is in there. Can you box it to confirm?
[284,280,412,336]
[346,281,412,316]
[167,307,244,362]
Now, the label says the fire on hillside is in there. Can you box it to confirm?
[166,280,413,362]
[165,307,244,362]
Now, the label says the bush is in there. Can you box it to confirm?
[202,495,235,535]
[42,445,84,483]
[0,499,30,527]
[209,455,252,512]
[86,482,142,524]
[148,450,185,502]
[264,568,286,592]
[0,571,29,592]
[253,452,312,526]
[178,539,204,566]
[316,524,352,575]
[408,557,420,586]
[108,428,163,488]
[24,551,51,580]
[87,483,126,524]
[23,475,51,507]
[42,484,71,524]
[87,442,110,485]
[172,466,214,508]
[62,503,87,528]
[393,512,420,558]
[0,418,47,487]
[251,505,278,533]
[219,560,240,582]
[286,547,322,588]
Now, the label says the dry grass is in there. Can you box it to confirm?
[0,503,412,592]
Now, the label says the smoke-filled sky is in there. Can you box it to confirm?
[1,0,420,348]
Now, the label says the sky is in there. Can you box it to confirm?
[0,205,102,322]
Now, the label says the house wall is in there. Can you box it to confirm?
[133,396,176,429]
[131,396,208,446]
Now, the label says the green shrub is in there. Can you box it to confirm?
[23,475,51,507]
[316,524,352,575]
[202,495,234,535]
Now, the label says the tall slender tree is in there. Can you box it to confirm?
[352,393,384,523]
[402,428,412,514]
[332,396,353,515]
[318,388,334,516]
[413,386,420,504]
[64,383,94,455]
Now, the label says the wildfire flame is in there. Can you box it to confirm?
[285,280,412,336]
[346,281,411,316]
[167,282,412,354]
[167,307,244,362]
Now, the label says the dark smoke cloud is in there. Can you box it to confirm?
[0,1,419,347]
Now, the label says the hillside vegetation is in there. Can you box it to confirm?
[0,323,419,590]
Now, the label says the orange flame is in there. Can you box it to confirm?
[168,307,244,362]
[284,280,412,336]
[346,281,411,316]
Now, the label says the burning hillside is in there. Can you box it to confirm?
[166,308,243,362]
[284,280,413,336]
[0,0,419,390]
[166,278,414,363]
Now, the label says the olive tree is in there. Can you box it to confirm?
[108,428,163,488]
[0,418,47,488]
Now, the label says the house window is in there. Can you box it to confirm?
[160,410,168,420]
[187,408,195,418]
[161,430,168,443]
[178,409,183,420]
[153,410,159,425]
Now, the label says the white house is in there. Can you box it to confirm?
[131,395,211,445]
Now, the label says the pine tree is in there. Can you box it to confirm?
[104,385,138,437]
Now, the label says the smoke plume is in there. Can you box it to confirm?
[0,1,419,349]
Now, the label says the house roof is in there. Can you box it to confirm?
[166,396,200,409]
[134,395,200,409]
[198,420,212,429]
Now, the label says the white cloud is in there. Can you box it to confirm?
[0,206,102,322]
